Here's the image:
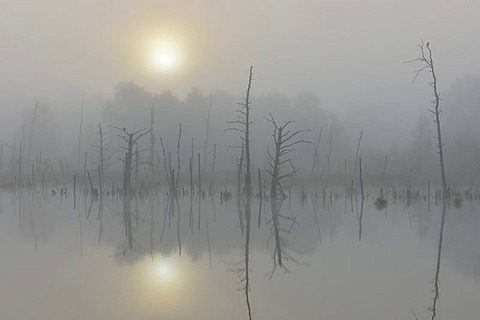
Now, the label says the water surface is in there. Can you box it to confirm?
[0,189,479,319]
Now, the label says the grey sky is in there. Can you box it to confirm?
[1,0,479,134]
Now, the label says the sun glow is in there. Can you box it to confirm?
[139,256,192,316]
[149,40,180,72]
[151,259,176,283]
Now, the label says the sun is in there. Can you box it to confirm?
[149,40,180,72]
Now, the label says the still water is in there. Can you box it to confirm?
[0,188,479,320]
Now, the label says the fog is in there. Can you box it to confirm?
[1,1,480,320]
[2,1,480,182]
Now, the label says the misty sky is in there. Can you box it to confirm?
[1,0,480,136]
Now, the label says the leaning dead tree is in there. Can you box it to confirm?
[406,40,448,320]
[405,41,447,197]
[112,126,150,250]
[265,113,309,276]
[226,66,254,320]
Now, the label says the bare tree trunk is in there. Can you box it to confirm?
[237,149,245,234]
[353,130,363,179]
[197,153,201,196]
[190,138,194,193]
[73,174,76,210]
[0,144,3,172]
[98,123,105,185]
[176,124,182,191]
[123,151,133,249]
[209,143,217,193]
[432,201,447,320]
[358,157,364,242]
[244,67,253,231]
[382,153,388,183]
[83,152,87,177]
[204,91,213,173]
[327,125,333,176]
[134,144,139,191]
[78,97,84,171]
[149,105,155,175]
[176,197,182,256]
[160,138,172,190]
[257,168,262,228]
[87,170,94,197]
[189,157,193,195]
[243,75,253,318]
[310,128,322,176]
[18,141,22,188]
[28,102,38,165]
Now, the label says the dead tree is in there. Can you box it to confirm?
[226,66,254,226]
[18,141,22,188]
[358,157,365,242]
[159,123,182,197]
[265,113,309,275]
[0,143,3,171]
[326,125,333,176]
[236,148,245,234]
[27,102,38,165]
[204,91,213,173]
[382,153,388,184]
[226,66,254,320]
[353,130,363,179]
[406,40,448,320]
[149,105,156,175]
[112,126,150,249]
[160,138,171,190]
[257,168,262,228]
[176,124,182,189]
[209,143,217,193]
[405,41,447,197]
[92,122,114,192]
[77,97,84,172]
[310,128,322,176]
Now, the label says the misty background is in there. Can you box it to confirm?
[1,0,480,185]
[2,2,480,320]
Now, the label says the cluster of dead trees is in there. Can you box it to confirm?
[226,66,313,319]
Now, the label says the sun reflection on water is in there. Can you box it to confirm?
[151,258,175,283]
[137,255,192,316]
